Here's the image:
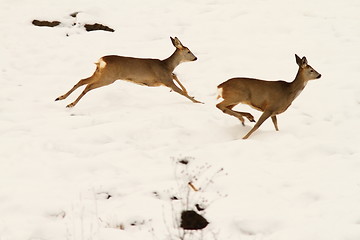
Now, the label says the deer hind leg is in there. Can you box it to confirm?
[55,75,96,101]
[66,77,114,108]
[216,101,246,125]
[271,115,279,131]
[165,80,203,104]
[243,111,272,139]
[230,108,256,123]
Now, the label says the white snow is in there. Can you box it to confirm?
[1,0,360,239]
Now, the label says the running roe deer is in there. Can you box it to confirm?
[55,37,202,108]
[216,54,321,139]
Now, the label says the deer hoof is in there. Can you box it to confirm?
[191,98,203,104]
[55,95,65,101]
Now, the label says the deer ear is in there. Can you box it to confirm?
[170,36,175,44]
[301,56,308,66]
[170,36,184,49]
[295,54,301,66]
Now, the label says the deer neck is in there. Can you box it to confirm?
[289,69,309,100]
[163,49,182,72]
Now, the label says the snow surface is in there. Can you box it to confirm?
[1,0,360,239]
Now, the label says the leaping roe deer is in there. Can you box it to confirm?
[216,54,321,139]
[55,37,202,108]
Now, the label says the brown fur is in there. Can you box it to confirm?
[56,37,202,108]
[216,54,321,139]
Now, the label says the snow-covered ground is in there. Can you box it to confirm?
[1,0,360,239]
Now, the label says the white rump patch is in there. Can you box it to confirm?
[96,58,107,69]
[216,87,223,100]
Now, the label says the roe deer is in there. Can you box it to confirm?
[55,37,202,108]
[216,54,321,139]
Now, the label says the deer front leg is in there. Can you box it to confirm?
[243,111,272,139]
[172,73,188,94]
[165,81,203,104]
[271,115,279,131]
